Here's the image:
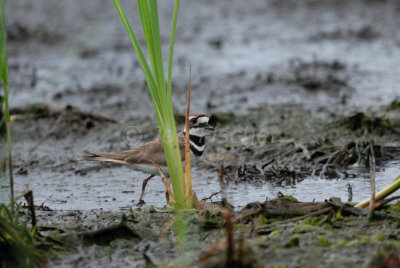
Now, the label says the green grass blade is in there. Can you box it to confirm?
[112,0,165,128]
[0,0,7,86]
[167,0,180,105]
[147,0,168,126]
[149,0,166,94]
[112,0,157,95]
[137,0,167,124]
[137,1,157,85]
[1,0,14,210]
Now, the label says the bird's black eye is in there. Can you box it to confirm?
[190,118,197,124]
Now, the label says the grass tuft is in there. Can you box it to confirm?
[1,0,14,209]
[0,204,44,267]
[112,0,192,208]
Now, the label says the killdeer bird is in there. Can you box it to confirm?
[80,112,215,204]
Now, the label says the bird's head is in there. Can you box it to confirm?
[185,112,215,137]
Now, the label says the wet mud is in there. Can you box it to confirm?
[25,198,400,267]
[1,0,400,267]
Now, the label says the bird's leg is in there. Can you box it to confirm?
[165,190,170,204]
[147,160,176,204]
[137,174,155,205]
[161,178,175,204]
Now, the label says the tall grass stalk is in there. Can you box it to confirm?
[184,66,192,207]
[112,0,189,207]
[0,0,14,210]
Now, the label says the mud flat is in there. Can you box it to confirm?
[22,198,400,267]
[7,99,400,267]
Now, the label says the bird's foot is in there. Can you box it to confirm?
[137,199,146,206]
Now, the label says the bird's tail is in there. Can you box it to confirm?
[78,153,127,164]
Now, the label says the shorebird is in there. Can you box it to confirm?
[80,112,214,204]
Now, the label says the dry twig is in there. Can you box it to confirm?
[225,209,234,266]
[184,65,193,206]
[368,142,376,219]
[15,189,36,227]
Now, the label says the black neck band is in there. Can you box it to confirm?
[190,144,203,156]
[189,134,205,147]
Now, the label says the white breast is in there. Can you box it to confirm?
[127,163,169,176]
[128,160,200,177]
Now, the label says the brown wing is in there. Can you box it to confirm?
[178,132,186,156]
[125,138,167,165]
[80,133,187,166]
[126,133,187,165]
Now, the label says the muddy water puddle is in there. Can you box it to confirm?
[2,159,398,211]
[208,159,400,208]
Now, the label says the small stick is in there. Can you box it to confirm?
[192,192,203,210]
[201,191,221,202]
[373,195,400,209]
[8,152,14,210]
[368,142,376,219]
[26,190,36,227]
[347,183,353,202]
[148,160,176,203]
[224,209,234,266]
[137,174,155,205]
[218,164,228,202]
[40,193,53,209]
[14,189,31,201]
[184,65,192,206]
[15,189,37,227]
[0,157,6,172]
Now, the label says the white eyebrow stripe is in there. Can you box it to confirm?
[197,117,209,124]
[189,140,205,151]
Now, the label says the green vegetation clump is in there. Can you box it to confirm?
[339,112,394,135]
[388,98,400,110]
[0,205,43,267]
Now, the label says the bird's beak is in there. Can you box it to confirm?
[204,124,215,131]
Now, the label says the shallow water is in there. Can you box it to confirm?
[217,159,400,209]
[2,159,398,211]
